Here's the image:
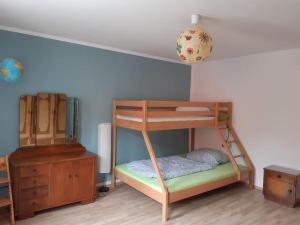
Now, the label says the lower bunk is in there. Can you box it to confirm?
[116,161,249,205]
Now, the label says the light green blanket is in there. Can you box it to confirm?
[116,162,246,193]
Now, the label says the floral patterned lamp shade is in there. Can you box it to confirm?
[176,15,213,64]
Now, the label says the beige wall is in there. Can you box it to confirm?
[191,48,300,188]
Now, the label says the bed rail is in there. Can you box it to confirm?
[113,100,231,108]
[113,100,232,131]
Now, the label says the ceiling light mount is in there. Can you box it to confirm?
[191,14,200,25]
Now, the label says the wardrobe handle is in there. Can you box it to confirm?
[288,189,292,194]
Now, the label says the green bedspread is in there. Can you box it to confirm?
[116,162,246,193]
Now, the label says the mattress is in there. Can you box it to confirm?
[116,162,246,193]
[116,115,214,123]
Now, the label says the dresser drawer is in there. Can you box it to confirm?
[20,176,49,190]
[19,197,48,213]
[20,186,49,200]
[20,164,49,178]
[264,169,296,185]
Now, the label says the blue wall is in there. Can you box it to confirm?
[0,30,191,172]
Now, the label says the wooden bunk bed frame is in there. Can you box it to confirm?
[111,100,254,223]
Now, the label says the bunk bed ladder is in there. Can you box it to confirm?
[216,125,254,189]
[228,124,254,189]
[215,127,241,180]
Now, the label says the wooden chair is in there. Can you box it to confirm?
[0,155,15,225]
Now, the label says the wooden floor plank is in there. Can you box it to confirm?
[1,183,300,225]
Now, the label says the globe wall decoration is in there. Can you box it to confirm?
[176,14,213,64]
[0,58,24,83]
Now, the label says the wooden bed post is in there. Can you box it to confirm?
[111,101,117,189]
[189,128,195,152]
[142,131,169,223]
[142,101,169,223]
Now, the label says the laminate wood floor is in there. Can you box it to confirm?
[1,183,300,225]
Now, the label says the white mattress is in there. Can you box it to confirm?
[116,115,214,123]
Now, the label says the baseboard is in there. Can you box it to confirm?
[254,185,263,191]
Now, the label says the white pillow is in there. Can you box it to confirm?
[186,148,229,167]
[176,106,210,112]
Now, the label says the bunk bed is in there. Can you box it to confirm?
[111,100,254,223]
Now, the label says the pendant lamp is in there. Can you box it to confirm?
[176,14,213,64]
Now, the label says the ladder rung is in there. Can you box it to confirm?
[0,178,9,185]
[234,154,244,158]
[0,199,12,208]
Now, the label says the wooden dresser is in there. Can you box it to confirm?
[263,165,300,207]
[10,144,97,219]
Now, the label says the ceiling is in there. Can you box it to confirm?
[0,0,300,63]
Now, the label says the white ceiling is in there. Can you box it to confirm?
[1,0,300,63]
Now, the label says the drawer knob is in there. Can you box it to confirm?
[277,174,282,179]
[33,180,37,185]
[33,190,37,195]
[75,174,79,178]
[32,201,37,206]
[288,189,292,193]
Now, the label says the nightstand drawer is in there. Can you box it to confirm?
[264,169,295,185]
[20,176,49,189]
[20,186,49,200]
[20,164,49,178]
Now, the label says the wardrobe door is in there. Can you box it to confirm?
[72,158,95,201]
[19,96,36,146]
[50,161,74,205]
[54,94,67,144]
[36,93,55,145]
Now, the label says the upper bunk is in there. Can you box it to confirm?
[112,100,232,131]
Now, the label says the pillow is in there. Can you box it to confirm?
[186,148,229,167]
[176,107,230,121]
[176,106,210,112]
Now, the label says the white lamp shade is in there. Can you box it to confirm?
[97,123,111,173]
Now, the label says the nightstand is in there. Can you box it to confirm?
[263,165,300,207]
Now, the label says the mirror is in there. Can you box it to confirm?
[19,93,79,147]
